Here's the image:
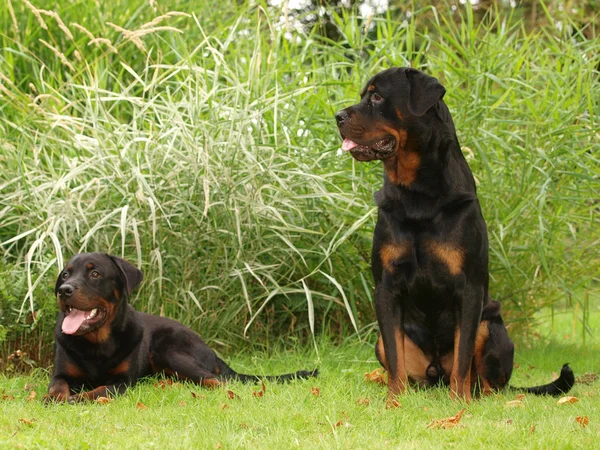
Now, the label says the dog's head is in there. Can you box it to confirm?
[55,253,143,338]
[335,67,446,162]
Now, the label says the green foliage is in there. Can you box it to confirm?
[0,0,598,354]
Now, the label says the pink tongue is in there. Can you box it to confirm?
[341,139,359,151]
[62,308,87,334]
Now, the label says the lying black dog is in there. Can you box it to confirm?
[46,253,317,402]
[336,67,573,403]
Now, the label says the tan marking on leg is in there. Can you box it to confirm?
[201,378,221,389]
[450,328,472,402]
[473,320,492,395]
[386,326,408,405]
[45,379,71,402]
[376,334,388,370]
[426,241,465,275]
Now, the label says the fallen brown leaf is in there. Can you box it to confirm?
[427,408,466,429]
[24,383,35,391]
[576,373,599,385]
[2,395,15,401]
[136,402,148,410]
[96,397,112,404]
[220,403,229,410]
[385,398,401,410]
[227,390,239,400]
[18,418,35,425]
[26,390,36,402]
[575,416,589,428]
[357,397,370,406]
[557,396,579,405]
[253,381,266,398]
[505,400,523,407]
[530,425,536,434]
[190,392,205,400]
[311,387,321,397]
[515,393,526,401]
[179,400,187,407]
[365,368,387,385]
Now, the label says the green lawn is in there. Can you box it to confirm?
[2,320,597,449]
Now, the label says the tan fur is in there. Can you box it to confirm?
[380,242,411,272]
[426,241,465,275]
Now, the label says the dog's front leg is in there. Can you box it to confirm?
[375,284,407,406]
[68,382,130,403]
[450,285,483,402]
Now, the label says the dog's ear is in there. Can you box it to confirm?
[405,68,446,117]
[107,255,143,296]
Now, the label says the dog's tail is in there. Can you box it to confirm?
[510,364,574,396]
[216,358,318,383]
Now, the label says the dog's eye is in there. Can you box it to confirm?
[62,272,69,279]
[371,93,383,103]
[90,271,100,279]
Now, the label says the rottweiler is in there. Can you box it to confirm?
[46,253,317,402]
[336,67,573,403]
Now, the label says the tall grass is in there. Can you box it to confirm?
[0,0,598,361]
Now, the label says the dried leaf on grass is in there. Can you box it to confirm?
[385,399,401,409]
[18,418,36,425]
[311,387,321,397]
[253,382,266,398]
[505,400,524,407]
[575,416,589,428]
[136,402,148,410]
[357,397,370,406]
[576,373,598,385]
[557,396,579,405]
[365,368,387,385]
[190,392,206,400]
[530,425,536,434]
[96,397,112,404]
[154,379,181,389]
[227,390,239,400]
[427,409,466,429]
[26,390,36,402]
[179,400,187,407]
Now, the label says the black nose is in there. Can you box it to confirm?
[335,110,349,124]
[58,284,74,297]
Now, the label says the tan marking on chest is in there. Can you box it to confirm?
[110,360,130,375]
[66,362,85,378]
[426,241,465,275]
[380,242,411,272]
[382,129,420,187]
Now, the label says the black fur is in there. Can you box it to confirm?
[336,67,573,401]
[46,253,317,403]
